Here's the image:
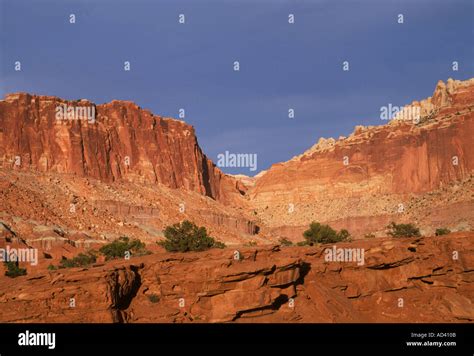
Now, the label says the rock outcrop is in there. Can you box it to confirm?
[0,233,472,323]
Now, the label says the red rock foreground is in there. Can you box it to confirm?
[0,232,472,323]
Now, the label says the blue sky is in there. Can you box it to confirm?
[1,0,473,175]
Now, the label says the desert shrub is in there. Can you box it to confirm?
[303,222,350,245]
[148,294,160,303]
[159,220,224,252]
[4,262,27,278]
[213,241,226,249]
[435,228,451,236]
[244,241,257,247]
[47,264,57,271]
[364,233,376,238]
[99,236,149,260]
[296,241,308,246]
[59,252,97,268]
[338,229,350,240]
[387,222,421,238]
[279,237,293,246]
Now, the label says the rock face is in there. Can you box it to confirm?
[0,168,258,246]
[248,78,474,238]
[0,93,260,245]
[1,79,473,242]
[0,78,473,324]
[0,93,239,204]
[0,233,472,323]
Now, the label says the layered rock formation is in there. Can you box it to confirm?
[0,232,472,323]
[248,78,474,238]
[0,93,259,244]
[0,78,473,324]
[0,168,258,246]
[1,79,472,243]
[0,93,240,204]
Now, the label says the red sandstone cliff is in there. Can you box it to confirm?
[248,78,474,238]
[0,93,258,246]
[0,78,473,244]
[0,93,240,204]
[0,79,473,325]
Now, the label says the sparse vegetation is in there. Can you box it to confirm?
[435,228,451,236]
[387,222,421,238]
[303,222,350,245]
[338,229,350,241]
[148,294,160,303]
[159,220,225,252]
[296,241,308,246]
[59,252,97,268]
[244,240,257,247]
[47,264,57,271]
[4,262,27,278]
[279,237,293,246]
[213,241,226,249]
[99,236,150,260]
[364,233,376,238]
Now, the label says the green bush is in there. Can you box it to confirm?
[213,241,226,249]
[99,236,149,260]
[159,220,225,252]
[4,262,27,278]
[47,264,57,271]
[279,237,293,246]
[387,222,421,238]
[59,252,97,268]
[296,241,308,246]
[303,222,350,245]
[435,228,451,236]
[338,229,350,240]
[148,294,160,303]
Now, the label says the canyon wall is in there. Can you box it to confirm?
[0,93,257,244]
[248,79,474,238]
[0,78,473,243]
[0,93,240,204]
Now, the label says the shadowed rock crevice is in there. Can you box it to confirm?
[294,261,311,286]
[366,257,415,270]
[232,294,290,321]
[107,265,142,323]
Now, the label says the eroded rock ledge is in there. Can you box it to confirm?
[0,233,472,323]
